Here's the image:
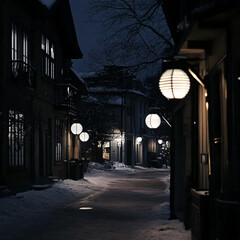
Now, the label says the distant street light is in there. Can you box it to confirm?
[136,136,142,164]
[71,123,83,135]
[159,69,190,99]
[70,123,83,160]
[79,132,89,142]
[145,113,161,129]
[136,137,142,143]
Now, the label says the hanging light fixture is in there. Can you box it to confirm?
[145,113,161,129]
[79,132,89,142]
[136,137,142,143]
[159,69,190,99]
[70,123,83,135]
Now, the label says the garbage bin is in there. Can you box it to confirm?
[69,159,83,180]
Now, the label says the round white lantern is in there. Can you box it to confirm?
[145,114,161,129]
[158,139,163,145]
[79,132,89,142]
[71,123,83,135]
[136,137,142,143]
[159,69,190,99]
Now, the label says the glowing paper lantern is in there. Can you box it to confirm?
[71,123,83,135]
[159,69,190,99]
[79,132,89,142]
[145,114,161,129]
[136,137,142,143]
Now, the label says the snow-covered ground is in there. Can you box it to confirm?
[0,162,190,239]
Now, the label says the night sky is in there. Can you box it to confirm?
[69,0,103,73]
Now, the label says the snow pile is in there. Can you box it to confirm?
[0,178,95,232]
[112,162,137,172]
[87,161,108,171]
[87,161,137,173]
[138,219,190,240]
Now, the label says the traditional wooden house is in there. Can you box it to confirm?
[0,0,87,187]
[163,0,240,239]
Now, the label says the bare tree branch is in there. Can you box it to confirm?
[86,0,174,75]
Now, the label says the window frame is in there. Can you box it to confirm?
[8,110,25,168]
[41,35,55,79]
[55,119,63,163]
[11,23,18,61]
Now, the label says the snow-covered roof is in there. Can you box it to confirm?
[82,95,99,103]
[82,95,122,106]
[88,87,148,98]
[78,72,97,78]
[89,87,123,94]
[38,0,57,9]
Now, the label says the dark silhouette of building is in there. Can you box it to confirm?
[0,0,87,187]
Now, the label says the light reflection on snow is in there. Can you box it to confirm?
[79,207,93,210]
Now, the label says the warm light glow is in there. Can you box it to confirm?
[145,114,161,129]
[159,69,190,99]
[136,137,142,143]
[79,132,89,142]
[79,207,93,210]
[206,102,209,110]
[188,68,205,87]
[70,123,83,135]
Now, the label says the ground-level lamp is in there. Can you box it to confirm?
[79,132,89,142]
[71,123,83,159]
[159,69,190,99]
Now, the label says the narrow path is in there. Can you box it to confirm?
[2,169,190,240]
[22,169,170,240]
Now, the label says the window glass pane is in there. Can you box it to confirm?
[23,32,28,64]
[41,34,45,50]
[45,57,50,76]
[51,44,54,59]
[55,119,63,162]
[46,38,49,54]
[51,62,55,79]
[42,36,55,78]
[8,110,25,167]
[11,23,18,61]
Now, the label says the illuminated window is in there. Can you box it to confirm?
[41,35,55,79]
[8,110,25,167]
[55,119,63,162]
[11,23,18,60]
[11,23,31,82]
[22,32,29,64]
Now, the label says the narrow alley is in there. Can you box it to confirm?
[0,167,190,240]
